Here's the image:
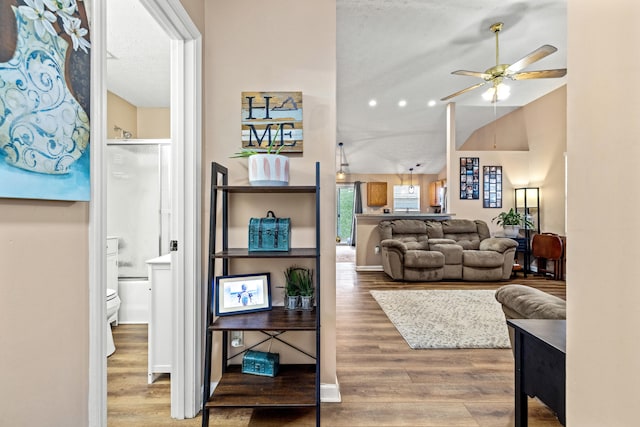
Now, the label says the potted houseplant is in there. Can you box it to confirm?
[232,127,289,186]
[284,266,314,310]
[284,266,300,309]
[296,267,314,310]
[492,208,534,238]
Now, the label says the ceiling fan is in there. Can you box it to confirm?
[441,22,567,103]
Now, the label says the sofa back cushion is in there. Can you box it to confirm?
[378,220,429,245]
[426,219,490,250]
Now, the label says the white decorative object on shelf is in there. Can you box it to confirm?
[248,154,289,186]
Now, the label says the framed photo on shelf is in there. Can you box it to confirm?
[214,273,272,316]
[483,165,503,208]
[460,157,480,199]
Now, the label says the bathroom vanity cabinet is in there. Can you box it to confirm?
[106,236,119,324]
[146,254,172,384]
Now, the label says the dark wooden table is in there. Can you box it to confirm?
[507,319,566,426]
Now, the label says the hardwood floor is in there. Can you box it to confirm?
[108,254,565,426]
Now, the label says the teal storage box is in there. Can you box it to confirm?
[248,210,290,252]
[242,350,280,377]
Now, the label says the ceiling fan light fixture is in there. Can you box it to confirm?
[482,82,510,101]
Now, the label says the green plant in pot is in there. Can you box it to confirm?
[492,208,534,238]
[284,266,314,310]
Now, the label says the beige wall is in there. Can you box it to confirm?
[107,91,138,139]
[204,0,336,384]
[107,91,171,139]
[567,1,640,424]
[0,200,89,426]
[137,108,171,139]
[450,86,567,235]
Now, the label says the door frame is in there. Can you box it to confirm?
[88,0,202,424]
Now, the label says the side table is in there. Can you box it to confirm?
[507,319,566,426]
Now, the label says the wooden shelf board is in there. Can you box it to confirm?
[212,248,318,259]
[214,185,316,194]
[210,307,317,331]
[206,365,317,408]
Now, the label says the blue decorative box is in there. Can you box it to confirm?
[248,210,290,252]
[242,350,280,377]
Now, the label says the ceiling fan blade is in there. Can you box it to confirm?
[452,70,492,80]
[509,69,567,80]
[505,44,558,74]
[440,81,488,101]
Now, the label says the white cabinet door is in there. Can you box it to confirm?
[146,255,172,383]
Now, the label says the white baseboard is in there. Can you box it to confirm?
[321,378,342,402]
[355,265,383,272]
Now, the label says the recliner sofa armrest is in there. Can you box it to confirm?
[380,239,408,253]
[380,239,428,253]
[480,237,518,253]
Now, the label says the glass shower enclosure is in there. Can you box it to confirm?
[106,139,171,279]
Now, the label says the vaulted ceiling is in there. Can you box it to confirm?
[106,0,567,175]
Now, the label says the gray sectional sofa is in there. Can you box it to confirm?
[378,219,518,281]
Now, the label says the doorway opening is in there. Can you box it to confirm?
[336,183,354,245]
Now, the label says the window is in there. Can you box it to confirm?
[393,185,420,211]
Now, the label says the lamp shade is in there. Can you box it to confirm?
[515,187,539,208]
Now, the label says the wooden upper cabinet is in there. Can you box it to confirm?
[429,180,443,206]
[367,182,387,206]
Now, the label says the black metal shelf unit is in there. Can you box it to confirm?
[201,162,321,426]
[514,187,540,275]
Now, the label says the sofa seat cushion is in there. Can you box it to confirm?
[403,250,445,269]
[495,284,566,319]
[462,250,504,268]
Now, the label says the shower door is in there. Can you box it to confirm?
[107,140,171,279]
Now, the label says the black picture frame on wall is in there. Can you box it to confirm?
[483,166,503,208]
[460,157,480,199]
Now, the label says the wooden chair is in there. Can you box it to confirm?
[532,233,565,280]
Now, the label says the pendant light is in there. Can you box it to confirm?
[408,167,414,193]
[337,142,348,179]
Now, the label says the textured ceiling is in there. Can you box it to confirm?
[106,1,566,175]
[106,0,170,108]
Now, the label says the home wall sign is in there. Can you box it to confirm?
[0,0,91,201]
[482,166,503,208]
[459,157,480,200]
[241,91,303,153]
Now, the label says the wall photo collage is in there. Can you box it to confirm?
[459,157,503,208]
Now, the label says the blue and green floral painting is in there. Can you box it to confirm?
[0,0,91,201]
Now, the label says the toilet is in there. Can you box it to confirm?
[106,288,121,357]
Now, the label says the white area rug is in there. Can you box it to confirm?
[370,289,511,349]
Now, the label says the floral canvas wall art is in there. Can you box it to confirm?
[0,0,91,201]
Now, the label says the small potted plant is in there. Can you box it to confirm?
[284,266,300,310]
[232,127,289,186]
[296,268,314,310]
[284,266,314,310]
[492,208,534,237]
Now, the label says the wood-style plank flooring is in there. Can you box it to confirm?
[108,248,565,426]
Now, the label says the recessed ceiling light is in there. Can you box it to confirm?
[368,99,377,107]
[428,100,436,107]
[398,99,407,107]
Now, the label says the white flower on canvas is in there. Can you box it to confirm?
[18,0,90,53]
[19,0,57,38]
